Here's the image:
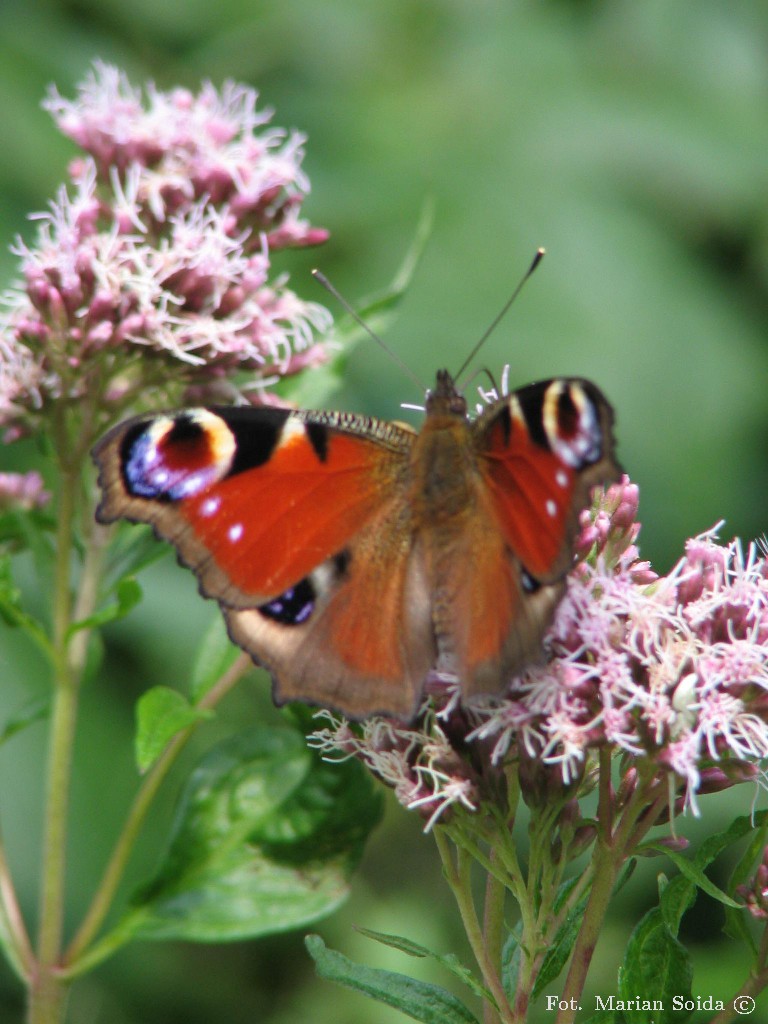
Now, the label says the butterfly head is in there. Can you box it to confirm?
[425,370,468,419]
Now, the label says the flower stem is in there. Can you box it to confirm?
[0,831,34,980]
[482,861,506,1024]
[63,652,251,972]
[554,757,659,1024]
[30,465,80,1024]
[434,829,515,1024]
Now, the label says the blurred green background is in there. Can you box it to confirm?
[1,0,767,1021]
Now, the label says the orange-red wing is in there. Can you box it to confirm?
[94,406,414,605]
[183,430,407,598]
[476,379,619,584]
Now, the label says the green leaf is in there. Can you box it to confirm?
[134,687,212,773]
[189,614,240,705]
[68,577,142,635]
[532,894,589,999]
[306,934,480,1024]
[114,725,381,943]
[659,874,698,936]
[279,200,432,410]
[0,697,49,746]
[0,508,56,579]
[723,813,768,952]
[617,908,693,1024]
[0,554,54,661]
[355,926,491,1004]
[695,810,768,871]
[0,506,54,555]
[640,842,741,910]
[102,523,168,590]
[500,924,521,1002]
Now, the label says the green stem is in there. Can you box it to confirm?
[482,859,506,1024]
[30,465,80,1024]
[435,830,515,1024]
[36,677,78,973]
[0,831,34,980]
[63,652,251,973]
[554,758,659,1024]
[709,926,768,1024]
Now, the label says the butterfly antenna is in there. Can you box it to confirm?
[312,269,425,392]
[454,247,545,387]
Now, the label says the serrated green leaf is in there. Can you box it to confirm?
[728,814,768,894]
[306,934,480,1024]
[532,894,589,999]
[501,924,521,1002]
[614,858,637,895]
[659,874,698,936]
[355,927,491,1004]
[641,842,740,909]
[189,614,239,705]
[356,927,430,958]
[618,908,692,1024]
[68,577,142,635]
[723,813,768,953]
[134,686,212,773]
[113,725,380,943]
[695,810,768,871]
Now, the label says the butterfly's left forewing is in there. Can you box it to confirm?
[94,405,436,718]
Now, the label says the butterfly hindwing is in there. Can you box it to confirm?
[227,499,435,718]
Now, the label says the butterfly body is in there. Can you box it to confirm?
[93,370,619,719]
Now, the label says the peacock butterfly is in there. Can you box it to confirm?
[92,369,619,719]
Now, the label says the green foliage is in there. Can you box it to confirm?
[306,934,481,1024]
[134,687,212,773]
[68,578,142,636]
[113,725,382,944]
[0,554,53,661]
[355,927,492,1004]
[188,615,240,705]
[617,908,693,1024]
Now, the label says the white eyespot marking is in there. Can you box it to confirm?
[556,470,569,488]
[228,523,244,543]
[546,499,557,518]
[201,496,221,517]
[544,383,602,469]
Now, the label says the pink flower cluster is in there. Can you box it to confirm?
[0,63,331,440]
[0,471,50,510]
[312,478,768,825]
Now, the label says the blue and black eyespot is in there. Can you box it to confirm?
[259,577,316,625]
